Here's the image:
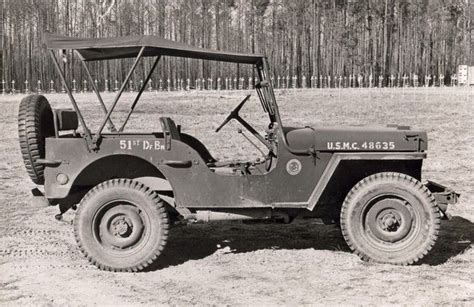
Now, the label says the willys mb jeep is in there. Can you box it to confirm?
[18,33,459,272]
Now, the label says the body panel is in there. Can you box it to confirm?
[44,129,426,211]
[285,126,427,152]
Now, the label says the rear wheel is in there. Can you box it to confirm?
[340,172,440,265]
[74,179,169,272]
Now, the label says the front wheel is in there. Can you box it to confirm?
[74,179,169,272]
[340,172,440,265]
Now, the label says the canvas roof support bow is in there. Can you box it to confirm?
[45,33,276,151]
[91,46,146,147]
[119,55,161,132]
[78,50,117,132]
[51,47,149,151]
[49,49,93,145]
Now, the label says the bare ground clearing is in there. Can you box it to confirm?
[0,88,473,305]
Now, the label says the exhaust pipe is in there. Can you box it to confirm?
[182,209,290,223]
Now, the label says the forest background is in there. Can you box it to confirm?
[0,0,472,87]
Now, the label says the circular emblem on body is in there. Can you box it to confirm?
[286,159,302,175]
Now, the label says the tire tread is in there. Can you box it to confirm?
[17,94,54,184]
[340,172,440,265]
[74,179,169,272]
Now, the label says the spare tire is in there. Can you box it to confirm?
[18,95,55,184]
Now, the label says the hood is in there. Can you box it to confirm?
[284,125,427,152]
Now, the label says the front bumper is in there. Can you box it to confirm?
[425,180,460,219]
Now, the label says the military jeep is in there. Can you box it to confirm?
[18,33,459,272]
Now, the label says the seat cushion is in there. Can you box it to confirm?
[55,109,78,131]
[159,117,180,140]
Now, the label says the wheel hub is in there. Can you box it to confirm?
[366,198,413,243]
[111,216,132,237]
[380,211,401,231]
[98,204,144,250]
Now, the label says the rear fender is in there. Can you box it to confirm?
[134,176,175,206]
[46,153,174,202]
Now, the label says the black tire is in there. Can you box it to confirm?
[18,95,55,184]
[74,179,169,272]
[340,172,440,265]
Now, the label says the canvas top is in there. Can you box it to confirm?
[43,33,264,64]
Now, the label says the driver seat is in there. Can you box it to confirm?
[159,117,181,140]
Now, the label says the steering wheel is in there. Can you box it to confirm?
[215,95,251,133]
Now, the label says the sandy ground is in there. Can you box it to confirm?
[0,88,473,305]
